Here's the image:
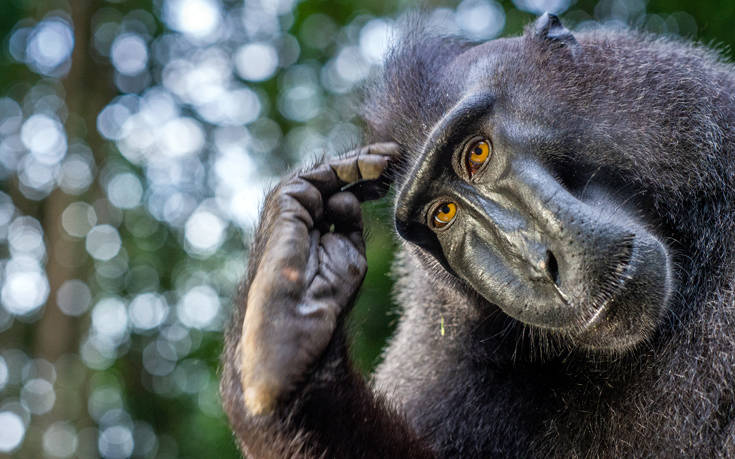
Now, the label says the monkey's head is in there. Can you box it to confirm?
[363,13,735,352]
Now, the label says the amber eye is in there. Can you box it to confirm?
[432,202,457,229]
[465,139,492,176]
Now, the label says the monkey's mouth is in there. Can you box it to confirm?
[572,230,671,350]
[578,236,636,332]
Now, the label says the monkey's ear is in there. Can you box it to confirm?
[532,12,578,51]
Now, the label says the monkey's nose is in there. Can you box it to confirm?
[523,242,561,287]
[542,250,560,286]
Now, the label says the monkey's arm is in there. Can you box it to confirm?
[220,143,434,458]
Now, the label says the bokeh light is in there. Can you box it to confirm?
[85,225,122,261]
[163,0,222,40]
[0,357,8,391]
[61,202,97,238]
[106,173,143,209]
[129,293,168,331]
[42,421,78,458]
[13,18,75,76]
[56,280,92,317]
[98,425,134,459]
[2,256,50,316]
[91,297,129,341]
[177,285,221,329]
[0,411,25,453]
[512,0,573,14]
[235,43,279,81]
[456,0,506,40]
[20,378,56,415]
[21,114,67,165]
[110,34,148,76]
[184,208,226,256]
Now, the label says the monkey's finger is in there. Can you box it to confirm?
[313,232,367,308]
[298,164,342,197]
[334,153,396,202]
[279,177,325,227]
[330,154,391,184]
[325,192,365,253]
[299,142,400,201]
[337,143,400,201]
[358,141,401,159]
[250,180,325,297]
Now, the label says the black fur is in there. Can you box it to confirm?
[368,21,735,457]
[222,17,735,458]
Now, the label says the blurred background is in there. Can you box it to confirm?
[0,0,731,457]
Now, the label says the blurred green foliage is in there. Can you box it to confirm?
[0,0,733,458]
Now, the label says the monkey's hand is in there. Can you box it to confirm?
[238,142,399,416]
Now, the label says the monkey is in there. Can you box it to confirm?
[221,13,735,457]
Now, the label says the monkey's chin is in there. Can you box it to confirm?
[570,233,673,352]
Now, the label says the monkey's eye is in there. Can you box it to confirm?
[465,138,492,176]
[432,202,457,229]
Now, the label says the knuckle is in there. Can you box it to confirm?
[273,178,323,224]
[327,192,361,217]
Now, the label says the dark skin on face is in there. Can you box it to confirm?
[391,14,672,351]
[394,89,672,350]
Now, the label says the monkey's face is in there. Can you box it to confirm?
[392,23,673,352]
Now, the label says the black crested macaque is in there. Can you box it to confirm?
[221,13,735,457]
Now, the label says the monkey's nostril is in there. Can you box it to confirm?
[545,250,560,286]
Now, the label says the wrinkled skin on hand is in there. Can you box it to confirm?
[239,142,400,415]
